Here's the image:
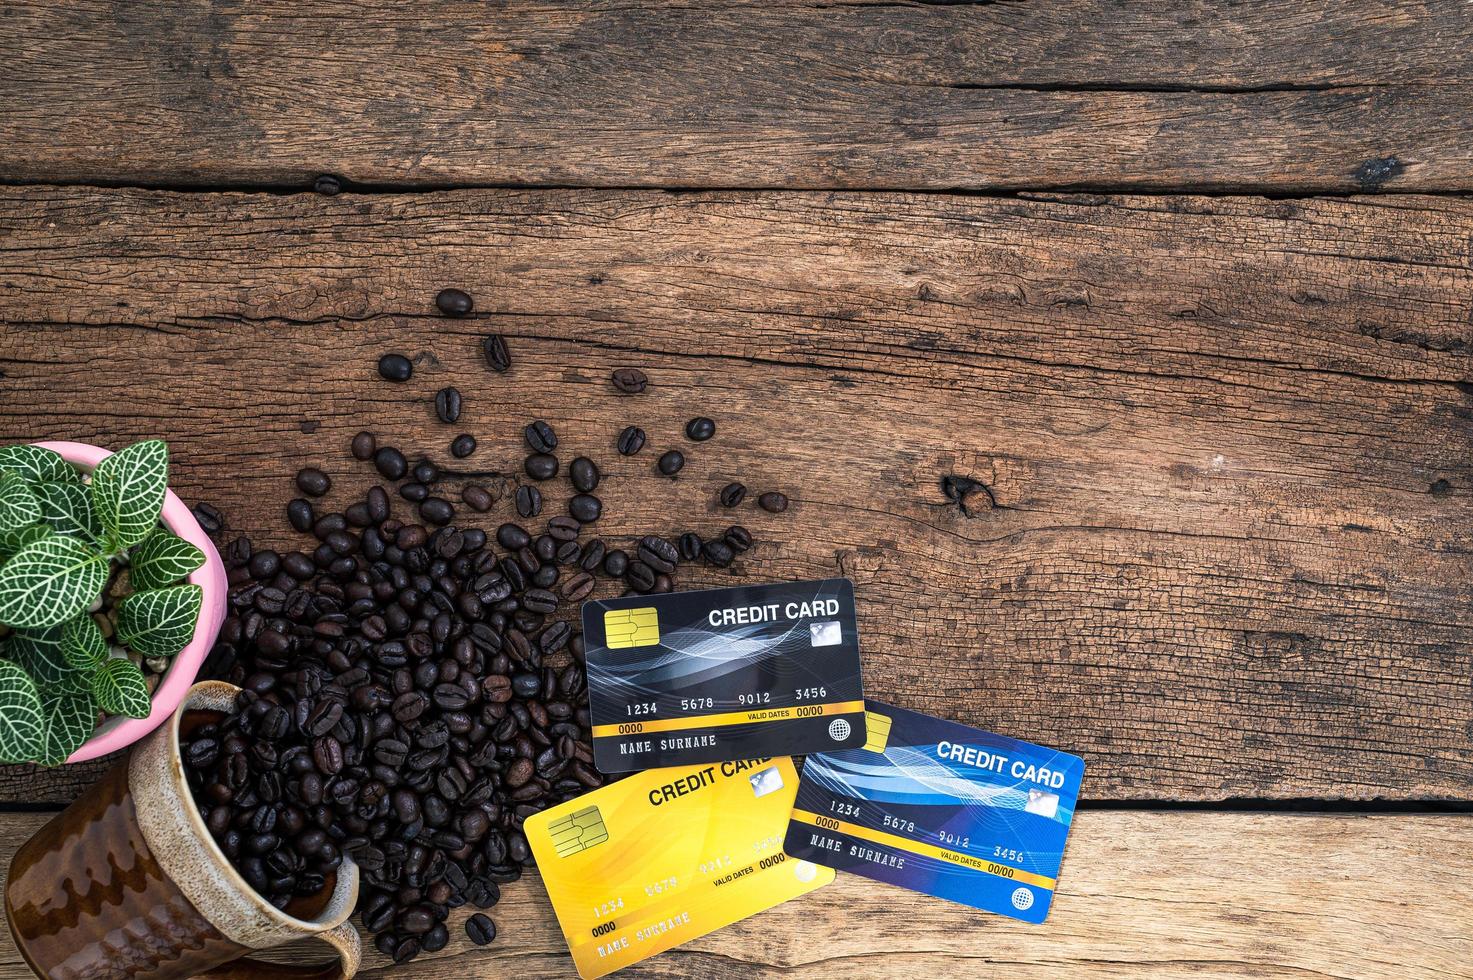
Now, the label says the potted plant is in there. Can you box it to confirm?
[0,440,226,765]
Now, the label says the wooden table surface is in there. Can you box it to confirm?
[1,2,1471,978]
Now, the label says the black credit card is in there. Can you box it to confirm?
[582,578,867,773]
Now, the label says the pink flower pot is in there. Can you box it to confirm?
[33,441,228,764]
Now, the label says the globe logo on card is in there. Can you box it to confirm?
[828,719,851,741]
[1011,887,1035,911]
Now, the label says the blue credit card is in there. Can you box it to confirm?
[782,701,1084,923]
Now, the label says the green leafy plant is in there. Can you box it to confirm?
[0,442,204,764]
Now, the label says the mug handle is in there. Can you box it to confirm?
[197,921,362,979]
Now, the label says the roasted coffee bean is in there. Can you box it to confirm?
[350,431,377,460]
[434,387,462,424]
[466,913,497,945]
[378,353,413,382]
[482,334,511,372]
[625,561,656,592]
[546,516,580,542]
[678,532,702,561]
[522,588,558,614]
[435,288,474,317]
[657,450,685,476]
[366,486,391,523]
[524,421,557,454]
[758,491,789,513]
[555,540,581,565]
[610,368,648,394]
[616,426,645,456]
[637,536,678,573]
[400,482,429,503]
[295,468,331,497]
[192,502,226,535]
[374,447,408,481]
[462,485,494,511]
[515,486,542,518]
[569,457,599,492]
[419,499,454,526]
[703,539,734,568]
[497,523,531,550]
[686,416,716,441]
[287,499,315,533]
[451,434,476,458]
[559,572,595,602]
[579,539,606,571]
[413,460,439,484]
[603,549,629,577]
[423,922,450,953]
[724,525,753,553]
[393,937,422,964]
[568,494,602,522]
[524,453,558,481]
[719,482,746,507]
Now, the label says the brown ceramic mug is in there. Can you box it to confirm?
[5,681,361,979]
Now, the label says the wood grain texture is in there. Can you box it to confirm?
[2,1,1472,191]
[0,186,1470,804]
[1,809,1470,979]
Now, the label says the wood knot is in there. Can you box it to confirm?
[940,475,998,518]
[1352,156,1404,191]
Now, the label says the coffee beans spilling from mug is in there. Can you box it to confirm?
[192,385,787,962]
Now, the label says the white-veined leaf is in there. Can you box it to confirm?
[34,481,102,541]
[0,445,75,484]
[0,535,108,629]
[0,472,41,533]
[116,584,202,659]
[0,524,50,563]
[0,659,45,763]
[90,440,168,550]
[38,682,98,765]
[128,528,205,590]
[92,658,151,719]
[62,613,108,670]
[10,625,69,686]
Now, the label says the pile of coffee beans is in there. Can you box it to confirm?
[189,357,789,962]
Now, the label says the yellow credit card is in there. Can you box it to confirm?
[524,757,831,978]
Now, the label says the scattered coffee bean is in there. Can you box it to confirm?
[525,420,558,453]
[451,434,477,458]
[724,525,752,553]
[637,536,678,574]
[400,482,430,503]
[314,174,342,196]
[192,502,226,535]
[435,288,474,318]
[657,450,685,476]
[434,387,463,424]
[483,334,511,373]
[568,494,602,523]
[686,417,716,441]
[610,368,648,394]
[413,460,439,484]
[703,539,734,567]
[419,498,454,525]
[616,426,646,456]
[296,468,331,498]
[525,453,559,481]
[603,549,629,577]
[758,491,789,513]
[719,482,746,507]
[462,485,494,511]
[374,447,408,480]
[378,353,413,382]
[678,532,702,561]
[466,913,497,945]
[516,486,542,518]
[625,560,657,592]
[286,499,315,533]
[351,431,377,460]
[569,457,599,493]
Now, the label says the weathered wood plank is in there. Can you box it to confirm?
[0,810,1469,978]
[2,1,1472,191]
[0,187,1469,803]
